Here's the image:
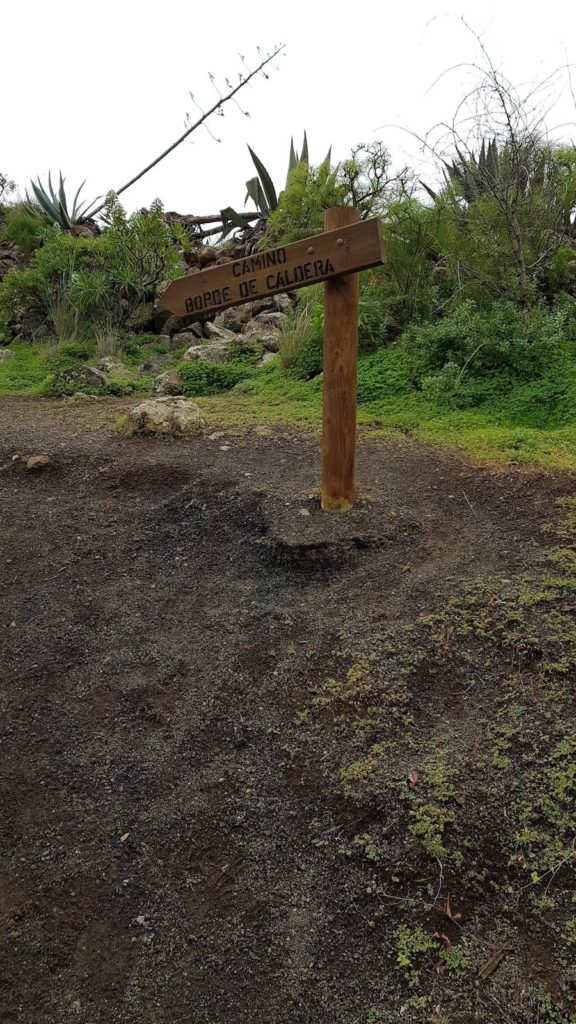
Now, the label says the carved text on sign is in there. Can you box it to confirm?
[160,218,385,317]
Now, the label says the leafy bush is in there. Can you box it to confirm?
[178,360,253,396]
[403,299,576,378]
[0,197,187,341]
[101,194,187,306]
[2,204,47,255]
[265,161,348,244]
[47,340,95,367]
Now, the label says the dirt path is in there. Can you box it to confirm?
[1,398,575,1023]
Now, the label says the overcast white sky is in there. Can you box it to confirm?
[3,0,576,217]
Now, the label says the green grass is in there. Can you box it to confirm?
[3,337,576,471]
[0,338,157,397]
[0,341,54,394]
[195,356,576,470]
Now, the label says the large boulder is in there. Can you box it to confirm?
[274,293,293,312]
[56,365,107,390]
[163,316,203,338]
[125,397,204,437]
[183,343,230,364]
[152,370,182,397]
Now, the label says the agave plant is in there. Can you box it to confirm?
[26,172,101,230]
[422,139,501,204]
[221,133,331,235]
[245,132,331,215]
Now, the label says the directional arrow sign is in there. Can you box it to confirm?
[159,217,385,317]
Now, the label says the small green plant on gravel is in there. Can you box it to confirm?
[366,1008,383,1024]
[439,944,468,974]
[410,748,457,861]
[352,832,382,862]
[395,925,436,987]
[515,734,576,886]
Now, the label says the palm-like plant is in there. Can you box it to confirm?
[26,172,100,230]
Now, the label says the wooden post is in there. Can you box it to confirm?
[321,207,360,512]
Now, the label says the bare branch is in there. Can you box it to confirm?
[90,44,285,218]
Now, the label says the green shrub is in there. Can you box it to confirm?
[47,340,95,368]
[403,299,576,379]
[178,360,253,396]
[2,204,47,255]
[101,376,149,396]
[0,197,187,341]
[265,161,348,244]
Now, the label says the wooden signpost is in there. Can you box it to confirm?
[160,209,385,511]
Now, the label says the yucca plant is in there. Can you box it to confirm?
[26,172,100,230]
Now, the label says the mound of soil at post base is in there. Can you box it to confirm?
[0,397,575,1023]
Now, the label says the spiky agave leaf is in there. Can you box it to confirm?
[29,179,61,223]
[321,146,332,171]
[247,147,278,211]
[300,131,309,165]
[421,180,439,202]
[245,175,270,215]
[287,137,299,185]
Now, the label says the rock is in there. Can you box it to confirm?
[258,351,277,366]
[171,326,204,347]
[164,315,201,337]
[214,307,251,333]
[242,312,286,347]
[261,334,280,353]
[198,246,219,268]
[138,354,172,375]
[0,348,14,363]
[204,322,237,343]
[274,293,293,312]
[57,365,107,390]
[250,297,277,316]
[183,343,230,364]
[125,302,155,332]
[126,397,204,437]
[152,369,182,397]
[96,355,126,375]
[26,455,50,471]
[251,311,287,332]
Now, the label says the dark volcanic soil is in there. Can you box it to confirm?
[0,397,575,1024]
